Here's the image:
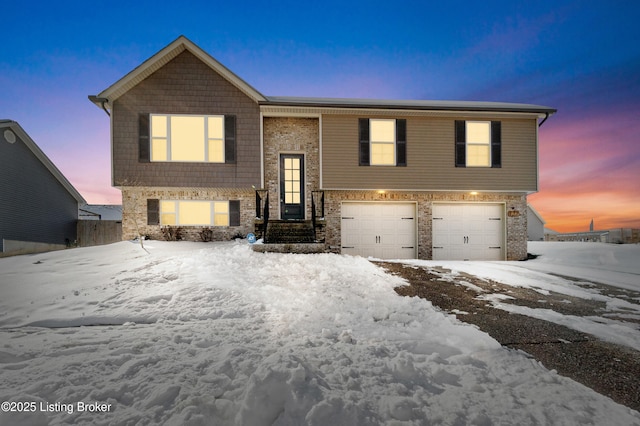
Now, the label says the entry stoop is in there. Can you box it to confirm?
[252,220,326,254]
[265,220,315,244]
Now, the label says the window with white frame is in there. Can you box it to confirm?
[150,114,225,162]
[370,119,396,165]
[465,121,491,167]
[160,200,229,226]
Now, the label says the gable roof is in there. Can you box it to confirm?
[0,120,86,204]
[90,36,555,118]
[91,35,266,109]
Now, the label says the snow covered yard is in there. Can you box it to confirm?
[0,241,639,425]
[400,242,640,352]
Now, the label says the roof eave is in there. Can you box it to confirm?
[0,120,86,204]
[262,96,557,116]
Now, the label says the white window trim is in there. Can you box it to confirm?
[150,114,225,163]
[370,118,396,166]
[465,121,491,168]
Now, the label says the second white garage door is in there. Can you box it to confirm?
[341,202,416,259]
[432,203,505,261]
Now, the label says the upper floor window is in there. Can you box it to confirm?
[359,118,407,167]
[455,120,501,168]
[139,114,236,164]
[370,119,396,165]
[151,114,224,162]
[465,121,491,167]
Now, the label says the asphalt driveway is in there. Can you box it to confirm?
[377,261,640,412]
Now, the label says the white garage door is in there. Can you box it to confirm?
[432,203,504,261]
[341,202,416,259]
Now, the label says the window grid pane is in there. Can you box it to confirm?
[151,115,167,138]
[466,121,490,143]
[152,138,168,161]
[370,119,395,142]
[177,201,211,225]
[208,139,224,162]
[213,201,229,226]
[467,145,491,167]
[161,213,176,225]
[371,142,395,165]
[171,116,206,162]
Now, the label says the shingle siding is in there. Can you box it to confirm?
[0,132,78,250]
[112,50,261,188]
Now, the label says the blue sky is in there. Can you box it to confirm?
[1,0,638,231]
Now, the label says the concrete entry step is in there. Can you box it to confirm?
[265,220,315,244]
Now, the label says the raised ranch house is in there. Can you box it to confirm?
[90,36,556,261]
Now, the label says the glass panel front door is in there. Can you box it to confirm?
[280,154,304,219]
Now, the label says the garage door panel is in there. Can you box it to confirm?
[341,202,416,259]
[432,203,504,261]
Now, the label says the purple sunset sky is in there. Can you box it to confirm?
[1,0,638,232]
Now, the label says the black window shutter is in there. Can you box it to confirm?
[455,120,466,167]
[491,121,502,168]
[225,115,236,164]
[147,199,159,225]
[229,200,241,226]
[358,118,370,166]
[139,114,150,163]
[396,119,407,166]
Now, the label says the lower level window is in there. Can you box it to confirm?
[160,201,229,226]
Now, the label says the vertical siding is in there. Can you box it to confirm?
[112,50,261,188]
[322,115,538,191]
[0,132,78,250]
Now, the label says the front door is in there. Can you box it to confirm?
[280,154,305,219]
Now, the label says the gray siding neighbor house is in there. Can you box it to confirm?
[90,36,556,261]
[527,204,546,241]
[0,120,86,255]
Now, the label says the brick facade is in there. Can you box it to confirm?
[322,190,528,260]
[263,117,320,219]
[121,186,254,241]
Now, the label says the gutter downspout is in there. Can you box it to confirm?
[88,96,111,117]
[538,112,550,127]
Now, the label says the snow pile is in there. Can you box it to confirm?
[1,241,639,425]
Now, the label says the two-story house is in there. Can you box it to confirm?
[90,36,555,260]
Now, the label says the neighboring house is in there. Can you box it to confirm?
[0,120,86,255]
[527,204,546,241]
[89,36,556,260]
[545,228,639,243]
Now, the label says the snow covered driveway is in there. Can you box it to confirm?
[1,241,639,425]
